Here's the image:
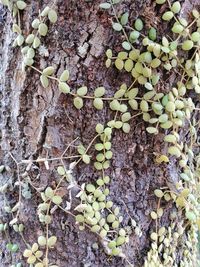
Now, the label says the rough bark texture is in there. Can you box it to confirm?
[0,0,199,267]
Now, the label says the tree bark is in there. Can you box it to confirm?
[0,0,199,267]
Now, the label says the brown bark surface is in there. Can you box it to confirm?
[0,0,199,266]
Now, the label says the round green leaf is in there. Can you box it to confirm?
[74,97,83,109]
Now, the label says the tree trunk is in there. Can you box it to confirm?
[0,0,200,267]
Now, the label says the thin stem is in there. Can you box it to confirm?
[8,153,22,219]
[61,137,79,157]
[30,65,43,75]
[45,209,50,267]
[74,134,100,167]
[130,112,143,120]
[44,173,66,267]
[17,10,21,29]
[109,0,133,49]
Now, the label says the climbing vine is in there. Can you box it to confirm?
[0,0,200,266]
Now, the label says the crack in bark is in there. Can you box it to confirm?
[32,115,48,160]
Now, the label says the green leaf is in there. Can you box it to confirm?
[16,1,27,10]
[94,87,105,97]
[86,184,95,192]
[0,0,9,6]
[93,98,104,110]
[38,236,46,246]
[43,66,54,76]
[24,57,34,66]
[168,146,181,157]
[122,41,131,51]
[171,24,184,34]
[127,88,138,99]
[156,0,166,4]
[59,82,70,94]
[12,24,21,34]
[124,58,133,72]
[94,162,103,170]
[162,11,174,21]
[148,27,157,41]
[114,89,126,98]
[75,214,85,222]
[40,75,49,88]
[41,6,50,17]
[115,58,124,70]
[130,30,140,41]
[122,123,130,133]
[191,32,200,42]
[134,18,143,31]
[171,1,181,14]
[48,9,58,23]
[32,18,40,29]
[185,211,196,221]
[33,37,41,48]
[128,99,138,110]
[77,86,88,96]
[107,214,116,223]
[110,99,121,111]
[120,12,129,25]
[52,196,62,205]
[146,127,158,134]
[45,187,54,198]
[99,3,111,9]
[96,123,104,134]
[78,144,86,155]
[38,23,48,36]
[140,100,149,112]
[112,23,122,31]
[74,97,83,109]
[6,243,13,251]
[57,166,65,176]
[106,49,112,58]
[145,82,153,90]
[91,225,101,233]
[121,112,131,122]
[47,236,57,247]
[60,70,70,82]
[11,244,19,252]
[182,40,194,51]
[17,34,24,46]
[106,58,111,68]
[25,34,35,44]
[82,154,90,164]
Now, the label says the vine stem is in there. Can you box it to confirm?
[130,112,143,120]
[20,155,81,164]
[44,145,75,267]
[109,0,133,49]
[9,153,22,220]
[17,10,21,29]
[74,134,100,167]
[31,65,156,104]
[29,0,58,52]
